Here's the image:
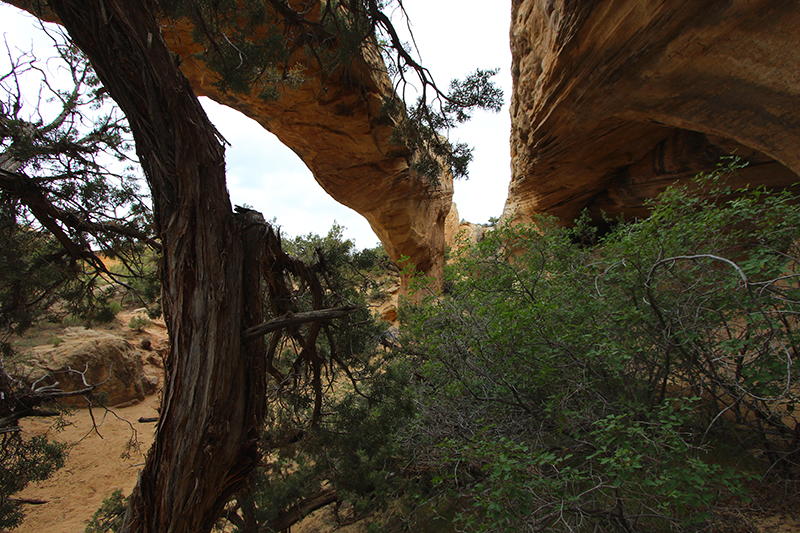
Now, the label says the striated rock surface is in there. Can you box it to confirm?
[445,202,486,250]
[507,0,800,225]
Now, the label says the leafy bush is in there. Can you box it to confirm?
[0,431,66,530]
[220,223,409,530]
[393,160,798,531]
[85,489,126,533]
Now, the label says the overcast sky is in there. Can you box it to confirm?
[2,1,513,248]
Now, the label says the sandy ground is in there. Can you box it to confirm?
[16,394,160,533]
[9,307,364,533]
[13,391,368,533]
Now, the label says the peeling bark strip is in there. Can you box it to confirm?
[44,1,266,532]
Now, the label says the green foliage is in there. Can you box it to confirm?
[127,315,150,332]
[250,361,414,528]
[157,0,299,100]
[224,223,414,530]
[0,217,73,335]
[283,222,390,297]
[392,160,798,531]
[108,246,162,313]
[84,489,126,533]
[0,433,66,530]
[0,29,154,337]
[382,68,503,182]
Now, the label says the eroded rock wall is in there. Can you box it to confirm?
[508,0,800,224]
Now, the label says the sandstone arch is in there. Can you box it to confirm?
[160,21,453,287]
[7,0,453,288]
[507,0,800,225]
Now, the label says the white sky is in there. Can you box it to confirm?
[1,1,512,249]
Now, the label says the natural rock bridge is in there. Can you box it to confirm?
[12,0,800,287]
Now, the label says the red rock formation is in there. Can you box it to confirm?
[161,19,453,286]
[23,328,150,407]
[507,0,800,225]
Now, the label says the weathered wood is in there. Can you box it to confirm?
[44,1,267,532]
[242,306,360,342]
[263,489,339,533]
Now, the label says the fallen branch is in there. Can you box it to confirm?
[9,497,48,505]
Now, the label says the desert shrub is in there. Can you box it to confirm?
[219,223,409,530]
[84,489,126,533]
[128,315,151,332]
[394,160,799,531]
[0,433,66,530]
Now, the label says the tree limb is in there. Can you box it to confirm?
[0,167,160,250]
[8,497,49,505]
[261,489,338,533]
[0,408,59,428]
[242,305,360,342]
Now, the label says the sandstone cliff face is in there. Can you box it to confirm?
[507,0,800,225]
[17,0,800,286]
[445,202,486,250]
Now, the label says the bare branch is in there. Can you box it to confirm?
[242,305,360,342]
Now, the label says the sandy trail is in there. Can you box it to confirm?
[14,391,368,533]
[16,394,160,533]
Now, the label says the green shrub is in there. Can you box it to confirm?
[85,489,127,533]
[0,434,66,530]
[221,223,403,530]
[394,160,796,531]
[127,315,150,332]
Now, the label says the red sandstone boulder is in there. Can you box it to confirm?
[21,328,158,407]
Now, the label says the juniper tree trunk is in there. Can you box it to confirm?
[45,1,266,531]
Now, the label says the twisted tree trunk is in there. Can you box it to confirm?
[46,1,266,531]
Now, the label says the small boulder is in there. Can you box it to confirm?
[141,366,161,396]
[24,328,147,407]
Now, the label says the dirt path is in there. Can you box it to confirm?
[16,392,160,533]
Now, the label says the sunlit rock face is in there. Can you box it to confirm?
[445,202,486,250]
[507,0,800,225]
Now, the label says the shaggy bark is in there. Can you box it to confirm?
[44,1,266,531]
